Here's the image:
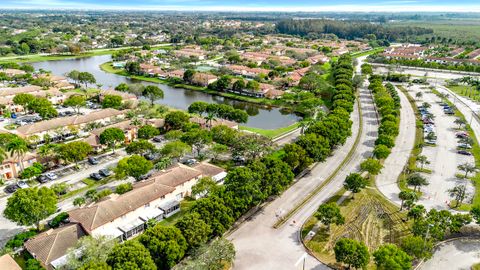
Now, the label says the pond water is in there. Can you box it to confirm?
[32,55,301,129]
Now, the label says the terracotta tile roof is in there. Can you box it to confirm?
[0,254,21,270]
[90,120,135,136]
[1,69,26,76]
[100,89,137,100]
[68,183,175,233]
[148,163,202,187]
[189,116,238,129]
[24,223,86,270]
[16,108,124,137]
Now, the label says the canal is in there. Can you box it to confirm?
[32,55,301,129]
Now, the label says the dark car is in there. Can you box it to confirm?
[88,157,99,165]
[90,173,103,181]
[99,169,112,177]
[37,175,49,184]
[457,150,472,156]
[4,184,18,194]
[153,135,164,143]
[182,158,197,166]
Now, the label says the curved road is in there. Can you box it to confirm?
[420,238,480,270]
[228,70,379,269]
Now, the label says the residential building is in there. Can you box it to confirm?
[1,68,26,77]
[190,116,239,129]
[174,47,206,60]
[227,65,270,78]
[191,73,218,86]
[84,120,138,152]
[15,108,125,139]
[24,223,86,270]
[0,254,22,270]
[1,152,38,179]
[99,89,138,105]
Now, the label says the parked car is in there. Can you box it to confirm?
[444,109,454,115]
[458,150,473,156]
[16,181,29,189]
[90,173,103,181]
[456,132,469,138]
[144,153,159,161]
[183,159,197,166]
[153,135,164,143]
[99,169,112,177]
[4,184,18,194]
[45,172,58,180]
[458,143,473,149]
[426,139,437,145]
[88,157,99,165]
[37,175,49,183]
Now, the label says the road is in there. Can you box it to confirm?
[228,73,378,269]
[420,238,480,270]
[375,85,416,206]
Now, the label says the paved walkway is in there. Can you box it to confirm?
[376,85,416,206]
[229,81,378,269]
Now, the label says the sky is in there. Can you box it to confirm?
[2,0,480,12]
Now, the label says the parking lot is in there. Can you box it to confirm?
[408,84,475,210]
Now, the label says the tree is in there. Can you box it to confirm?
[4,187,57,230]
[102,94,122,109]
[401,235,433,260]
[343,173,368,198]
[232,79,246,91]
[282,143,312,173]
[73,197,86,207]
[373,144,391,159]
[398,191,418,211]
[454,118,466,129]
[139,225,188,270]
[448,184,467,207]
[191,177,219,198]
[211,125,237,146]
[415,92,423,100]
[183,69,196,84]
[65,235,117,269]
[416,155,430,170]
[115,183,133,194]
[78,261,111,270]
[78,71,96,89]
[115,155,153,180]
[19,162,44,179]
[6,137,28,172]
[165,111,190,130]
[138,125,160,139]
[181,129,212,157]
[175,212,212,249]
[210,144,228,161]
[190,195,234,236]
[63,95,86,114]
[334,238,370,270]
[66,70,81,87]
[13,93,35,112]
[458,162,476,178]
[315,203,345,231]
[408,204,426,221]
[106,241,156,270]
[115,83,129,92]
[373,244,412,270]
[360,158,383,175]
[407,173,429,192]
[246,80,260,91]
[58,141,92,166]
[160,141,191,161]
[175,238,235,270]
[125,140,155,155]
[470,204,480,224]
[296,133,330,162]
[100,128,125,153]
[143,85,164,105]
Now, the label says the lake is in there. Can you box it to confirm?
[32,55,301,129]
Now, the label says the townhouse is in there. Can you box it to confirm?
[36,74,75,90]
[0,152,38,180]
[174,47,207,60]
[24,162,226,270]
[15,108,125,140]
[191,72,218,86]
[226,65,270,78]
[83,120,138,152]
[1,68,26,77]
[0,254,22,270]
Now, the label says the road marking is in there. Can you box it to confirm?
[294,253,307,267]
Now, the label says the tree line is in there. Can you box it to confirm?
[276,19,433,41]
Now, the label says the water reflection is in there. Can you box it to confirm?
[32,55,301,129]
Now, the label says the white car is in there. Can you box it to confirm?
[45,172,58,180]
[17,181,29,189]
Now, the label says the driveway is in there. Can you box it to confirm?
[229,79,378,269]
[420,238,480,270]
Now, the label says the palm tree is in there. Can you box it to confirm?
[205,112,216,129]
[458,162,476,178]
[416,155,430,170]
[0,147,7,164]
[398,190,418,211]
[6,138,28,172]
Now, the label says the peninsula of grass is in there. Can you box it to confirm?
[302,187,411,269]
[239,122,300,139]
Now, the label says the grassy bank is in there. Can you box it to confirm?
[0,43,172,64]
[239,122,300,139]
[351,47,385,58]
[448,85,480,102]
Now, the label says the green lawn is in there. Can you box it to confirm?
[448,85,480,102]
[239,122,300,139]
[158,199,195,226]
